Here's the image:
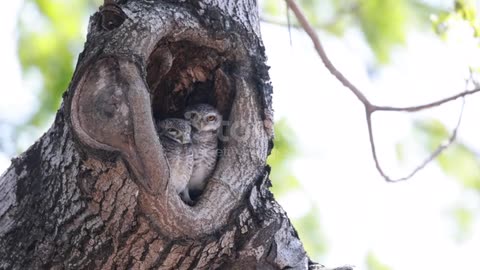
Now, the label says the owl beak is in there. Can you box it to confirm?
[181,134,191,144]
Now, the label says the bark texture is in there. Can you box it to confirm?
[0,0,344,269]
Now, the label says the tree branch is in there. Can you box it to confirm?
[373,88,480,112]
[260,3,358,33]
[367,99,465,182]
[284,0,373,108]
[284,0,479,182]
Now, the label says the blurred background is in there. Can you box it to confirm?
[1,0,480,269]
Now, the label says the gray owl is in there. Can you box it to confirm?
[157,118,194,204]
[184,104,222,196]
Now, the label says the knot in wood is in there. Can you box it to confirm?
[101,4,126,30]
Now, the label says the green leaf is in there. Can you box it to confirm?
[366,252,393,270]
[414,119,480,190]
[395,142,405,164]
[270,174,302,197]
[455,0,477,23]
[17,0,87,129]
[450,205,474,242]
[266,120,326,258]
[454,0,480,37]
[357,0,409,63]
[262,0,285,18]
[268,119,302,196]
[292,206,327,260]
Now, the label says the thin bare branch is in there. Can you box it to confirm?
[373,88,480,112]
[284,0,373,108]
[259,16,303,29]
[284,0,479,182]
[286,3,293,46]
[261,3,358,33]
[367,99,465,182]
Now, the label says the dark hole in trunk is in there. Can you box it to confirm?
[146,40,235,122]
[146,39,237,201]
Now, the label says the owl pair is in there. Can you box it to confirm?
[156,104,222,205]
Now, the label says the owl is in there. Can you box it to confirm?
[157,118,194,204]
[184,104,222,197]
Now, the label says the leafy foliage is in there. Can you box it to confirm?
[356,0,409,63]
[432,0,480,39]
[17,0,98,129]
[414,119,480,190]
[267,119,327,259]
[268,119,301,196]
[261,0,441,63]
[11,0,480,266]
[414,119,480,241]
[450,204,475,242]
[291,206,327,260]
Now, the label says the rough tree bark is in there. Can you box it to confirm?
[0,1,345,269]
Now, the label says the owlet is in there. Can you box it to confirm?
[184,104,222,196]
[157,118,194,204]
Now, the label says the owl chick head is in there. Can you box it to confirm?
[157,118,192,144]
[184,104,222,132]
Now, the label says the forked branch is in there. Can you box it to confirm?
[285,0,480,182]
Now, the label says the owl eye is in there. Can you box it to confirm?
[207,115,216,122]
[167,128,178,135]
[185,112,196,120]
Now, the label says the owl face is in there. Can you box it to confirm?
[157,118,192,144]
[184,104,222,132]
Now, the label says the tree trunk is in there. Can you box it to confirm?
[0,1,341,269]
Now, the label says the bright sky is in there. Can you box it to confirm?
[262,19,480,270]
[1,1,480,269]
